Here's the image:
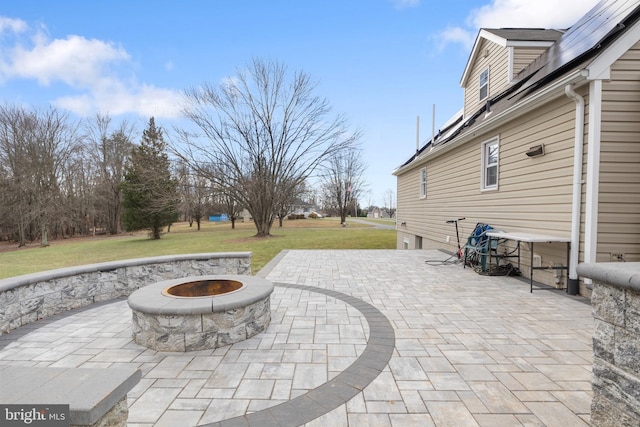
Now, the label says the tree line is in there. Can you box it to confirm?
[0,58,367,246]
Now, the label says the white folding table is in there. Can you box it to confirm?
[485,231,571,293]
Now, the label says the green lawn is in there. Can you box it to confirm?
[357,218,396,225]
[0,218,396,279]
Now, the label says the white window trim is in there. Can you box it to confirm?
[481,137,499,191]
[479,67,489,101]
[419,167,427,199]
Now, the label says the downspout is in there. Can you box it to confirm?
[564,84,584,295]
[584,79,603,286]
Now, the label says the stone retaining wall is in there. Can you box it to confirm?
[0,252,251,335]
[73,395,128,427]
[577,262,640,427]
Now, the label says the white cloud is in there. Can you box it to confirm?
[53,93,94,116]
[436,26,476,52]
[435,0,600,52]
[391,0,421,10]
[469,0,597,29]
[0,16,182,118]
[0,16,27,34]
[54,78,182,119]
[8,35,130,86]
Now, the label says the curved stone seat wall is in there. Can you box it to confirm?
[0,252,251,335]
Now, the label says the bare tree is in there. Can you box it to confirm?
[176,160,195,226]
[176,161,211,230]
[84,114,134,235]
[176,58,357,237]
[32,108,82,246]
[190,174,211,230]
[212,190,244,229]
[320,145,367,224]
[0,105,81,246]
[383,189,396,217]
[57,153,91,238]
[0,105,32,246]
[275,178,308,227]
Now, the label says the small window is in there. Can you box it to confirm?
[419,167,427,199]
[479,68,489,101]
[481,138,499,190]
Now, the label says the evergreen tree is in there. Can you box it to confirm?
[121,117,179,239]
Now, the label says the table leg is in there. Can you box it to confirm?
[566,242,571,293]
[488,236,493,271]
[530,242,534,293]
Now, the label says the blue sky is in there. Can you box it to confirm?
[0,0,598,206]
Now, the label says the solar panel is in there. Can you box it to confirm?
[519,0,640,80]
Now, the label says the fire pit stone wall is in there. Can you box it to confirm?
[128,275,273,352]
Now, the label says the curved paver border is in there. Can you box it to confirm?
[200,282,396,427]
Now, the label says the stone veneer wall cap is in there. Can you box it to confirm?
[0,252,252,293]
[577,262,640,291]
[0,365,141,425]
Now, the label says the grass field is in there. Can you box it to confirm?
[358,218,396,225]
[0,218,396,279]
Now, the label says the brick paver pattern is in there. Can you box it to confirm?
[0,250,593,426]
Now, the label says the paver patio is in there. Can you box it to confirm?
[0,249,593,426]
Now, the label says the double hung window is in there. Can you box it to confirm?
[481,138,499,190]
[479,68,489,101]
[419,167,427,198]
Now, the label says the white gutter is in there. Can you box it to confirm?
[564,84,584,293]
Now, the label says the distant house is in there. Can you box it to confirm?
[289,198,321,218]
[393,0,640,296]
[368,207,382,218]
[367,207,392,219]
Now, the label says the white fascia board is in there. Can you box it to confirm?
[587,18,640,81]
[481,29,508,47]
[460,33,483,87]
[460,30,507,87]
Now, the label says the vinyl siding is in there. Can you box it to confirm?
[463,39,510,118]
[397,93,582,287]
[512,47,546,79]
[598,41,640,263]
[396,161,432,249]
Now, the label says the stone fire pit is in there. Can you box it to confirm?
[127,275,273,352]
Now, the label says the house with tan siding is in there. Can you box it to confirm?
[393,0,640,296]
